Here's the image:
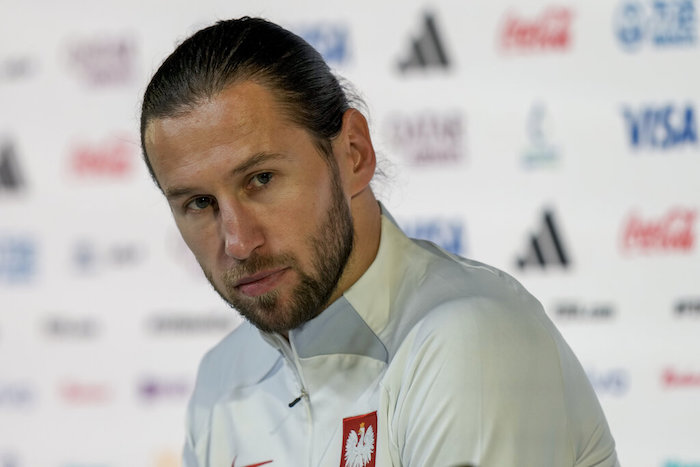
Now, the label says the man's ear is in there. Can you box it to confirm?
[333,108,376,197]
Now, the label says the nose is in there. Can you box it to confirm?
[218,198,264,260]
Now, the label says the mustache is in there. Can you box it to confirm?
[221,252,297,286]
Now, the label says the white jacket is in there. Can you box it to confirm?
[183,209,619,467]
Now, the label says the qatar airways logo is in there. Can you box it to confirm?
[384,111,465,165]
[620,207,696,253]
[67,35,137,86]
[662,367,700,388]
[500,6,574,51]
[68,136,135,177]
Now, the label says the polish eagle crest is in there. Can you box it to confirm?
[344,422,375,467]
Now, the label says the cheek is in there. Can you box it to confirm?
[292,171,333,215]
[261,199,322,260]
[280,187,327,229]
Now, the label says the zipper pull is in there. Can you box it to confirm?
[288,389,308,408]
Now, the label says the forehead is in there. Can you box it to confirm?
[143,80,329,191]
[144,81,304,177]
[145,81,285,149]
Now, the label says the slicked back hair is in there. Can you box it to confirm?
[140,17,351,187]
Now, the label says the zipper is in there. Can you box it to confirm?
[269,334,313,464]
[288,388,308,407]
[272,335,309,401]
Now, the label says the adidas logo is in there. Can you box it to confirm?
[398,13,450,72]
[0,141,24,192]
[516,209,571,270]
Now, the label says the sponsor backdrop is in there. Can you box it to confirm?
[1,0,699,465]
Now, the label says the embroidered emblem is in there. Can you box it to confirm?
[340,411,377,467]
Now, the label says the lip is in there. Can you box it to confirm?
[234,268,289,297]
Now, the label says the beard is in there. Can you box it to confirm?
[204,161,354,334]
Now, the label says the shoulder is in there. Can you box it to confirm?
[383,238,589,397]
[191,321,280,407]
[393,292,563,382]
[385,237,559,357]
[381,253,617,465]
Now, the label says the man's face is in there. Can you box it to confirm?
[144,81,354,334]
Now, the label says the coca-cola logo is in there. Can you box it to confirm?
[620,208,697,253]
[59,382,112,404]
[500,7,574,51]
[662,368,700,388]
[69,136,135,177]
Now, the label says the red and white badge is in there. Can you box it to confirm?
[340,411,377,467]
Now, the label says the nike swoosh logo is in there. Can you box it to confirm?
[231,459,273,467]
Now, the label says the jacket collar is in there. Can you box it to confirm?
[261,203,412,363]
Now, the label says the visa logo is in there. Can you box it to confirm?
[623,104,697,149]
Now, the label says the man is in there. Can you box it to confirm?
[140,17,619,467]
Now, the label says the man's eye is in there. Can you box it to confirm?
[187,196,213,211]
[251,172,273,188]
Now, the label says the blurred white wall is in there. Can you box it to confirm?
[1,0,699,465]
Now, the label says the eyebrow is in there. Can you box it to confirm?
[163,152,289,201]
